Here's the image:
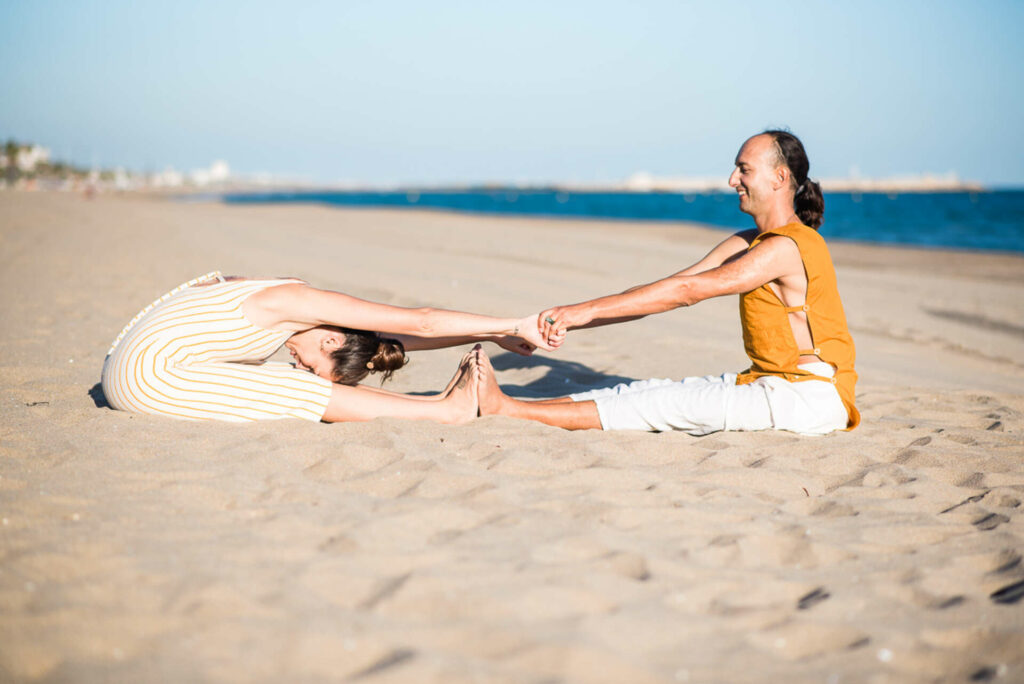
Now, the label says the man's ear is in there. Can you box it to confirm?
[773,165,790,191]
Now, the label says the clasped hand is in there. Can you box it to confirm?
[537,304,591,346]
[496,307,587,355]
[497,314,565,355]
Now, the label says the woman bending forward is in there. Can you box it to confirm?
[101,272,556,423]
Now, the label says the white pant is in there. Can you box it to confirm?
[569,362,848,435]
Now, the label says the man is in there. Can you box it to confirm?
[477,130,859,435]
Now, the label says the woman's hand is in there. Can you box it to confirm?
[493,335,536,356]
[539,303,592,342]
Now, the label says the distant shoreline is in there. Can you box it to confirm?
[206,182,1004,195]
[219,187,1024,256]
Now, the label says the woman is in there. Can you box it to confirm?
[101,271,556,424]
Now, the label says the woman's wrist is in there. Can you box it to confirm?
[509,314,534,337]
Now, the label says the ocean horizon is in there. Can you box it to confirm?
[222,189,1024,255]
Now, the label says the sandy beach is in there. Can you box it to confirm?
[1,190,1023,683]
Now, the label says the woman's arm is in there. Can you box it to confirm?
[251,283,556,350]
[392,333,536,355]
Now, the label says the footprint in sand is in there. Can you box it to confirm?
[946,548,1021,577]
[989,550,1022,574]
[303,443,402,484]
[601,551,651,581]
[968,665,1005,682]
[989,491,1021,509]
[989,579,1024,605]
[890,436,934,464]
[796,587,830,610]
[747,621,868,661]
[861,464,916,487]
[877,579,966,612]
[345,649,417,680]
[781,496,860,517]
[941,489,1016,531]
[972,512,1011,531]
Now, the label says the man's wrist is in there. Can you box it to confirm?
[574,303,596,328]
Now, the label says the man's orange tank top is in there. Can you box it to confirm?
[735,222,860,430]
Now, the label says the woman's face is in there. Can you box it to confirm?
[284,327,341,380]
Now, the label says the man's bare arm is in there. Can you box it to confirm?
[673,229,758,277]
[617,230,757,297]
[569,230,759,330]
[540,235,800,335]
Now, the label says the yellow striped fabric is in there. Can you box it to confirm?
[101,275,333,422]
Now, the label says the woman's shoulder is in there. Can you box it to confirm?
[240,280,316,330]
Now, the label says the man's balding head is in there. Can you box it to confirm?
[730,131,825,230]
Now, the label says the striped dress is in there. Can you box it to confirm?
[101,272,334,422]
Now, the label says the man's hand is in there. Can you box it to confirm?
[515,314,563,352]
[539,304,591,343]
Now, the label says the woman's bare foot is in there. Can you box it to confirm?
[440,347,478,397]
[475,347,510,416]
[439,351,479,423]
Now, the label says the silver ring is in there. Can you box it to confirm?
[545,316,556,325]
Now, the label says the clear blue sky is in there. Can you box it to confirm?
[3,0,1022,186]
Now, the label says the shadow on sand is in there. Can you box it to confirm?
[488,352,637,399]
[89,383,110,409]
[406,353,638,399]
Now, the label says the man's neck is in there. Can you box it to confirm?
[753,205,801,234]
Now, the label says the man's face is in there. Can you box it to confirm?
[728,135,780,216]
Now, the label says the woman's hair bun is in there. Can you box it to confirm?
[370,337,407,382]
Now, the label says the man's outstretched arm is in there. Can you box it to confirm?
[673,229,758,277]
[540,235,798,337]
[554,230,760,331]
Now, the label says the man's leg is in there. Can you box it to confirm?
[476,348,775,434]
[476,349,602,430]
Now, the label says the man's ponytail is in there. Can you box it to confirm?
[763,129,825,230]
[794,178,824,229]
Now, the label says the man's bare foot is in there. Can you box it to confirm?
[476,347,510,416]
[440,351,479,423]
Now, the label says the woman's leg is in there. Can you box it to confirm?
[322,354,478,423]
[476,348,602,430]
[341,347,477,402]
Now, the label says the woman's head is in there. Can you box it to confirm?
[285,326,406,384]
[328,327,406,385]
[761,129,825,229]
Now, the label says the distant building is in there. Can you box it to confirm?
[189,160,231,187]
[818,172,982,193]
[209,160,230,183]
[150,167,185,188]
[622,172,728,193]
[2,144,51,173]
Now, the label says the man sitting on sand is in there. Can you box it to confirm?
[477,130,859,435]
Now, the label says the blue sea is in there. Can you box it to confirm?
[223,189,1024,255]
